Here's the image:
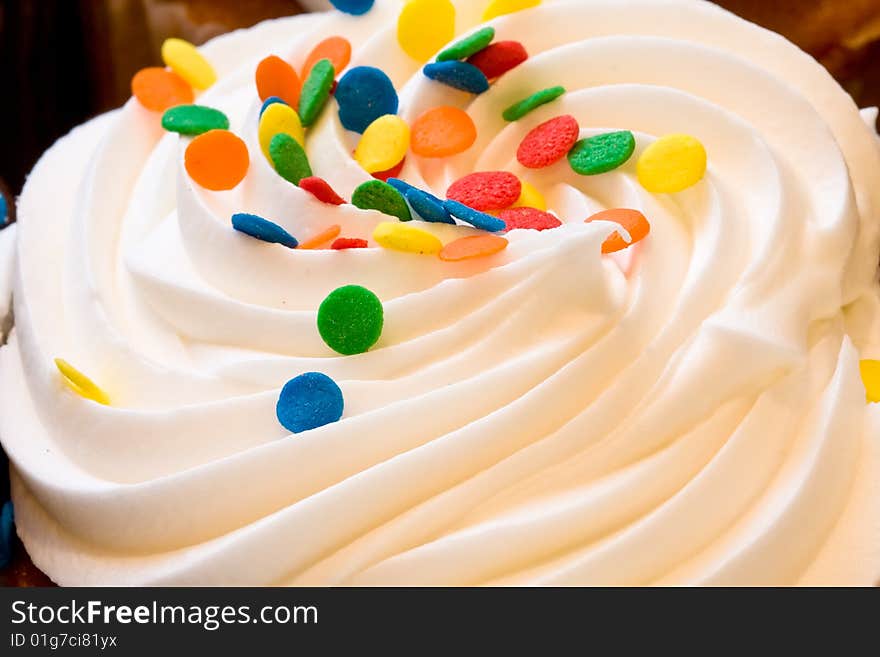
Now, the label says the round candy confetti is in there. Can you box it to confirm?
[447,171,522,211]
[259,102,304,159]
[374,221,442,254]
[513,180,546,210]
[55,358,110,405]
[860,360,880,402]
[299,177,346,205]
[161,37,216,90]
[411,106,477,158]
[161,104,229,135]
[568,130,636,176]
[467,40,528,79]
[302,36,352,79]
[256,55,301,108]
[329,0,374,14]
[517,114,580,169]
[336,66,399,134]
[406,188,455,224]
[444,200,507,232]
[270,133,312,185]
[332,237,369,250]
[586,208,651,253]
[437,27,495,62]
[260,96,288,117]
[232,212,298,248]
[0,195,6,226]
[372,157,406,182]
[352,180,412,221]
[276,372,344,434]
[355,115,411,174]
[299,58,336,127]
[398,0,456,62]
[423,61,489,94]
[131,67,194,112]
[502,85,565,122]
[439,234,509,261]
[318,285,384,355]
[0,501,12,570]
[637,134,707,193]
[500,206,561,231]
[483,0,541,20]
[299,224,342,249]
[185,129,250,191]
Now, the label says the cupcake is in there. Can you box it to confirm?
[1,0,879,586]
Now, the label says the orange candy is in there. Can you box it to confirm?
[411,106,477,158]
[298,224,342,249]
[185,130,250,191]
[131,67,194,112]
[585,208,651,253]
[439,234,509,261]
[256,55,302,107]
[302,36,351,78]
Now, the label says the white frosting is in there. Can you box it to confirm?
[2,0,879,585]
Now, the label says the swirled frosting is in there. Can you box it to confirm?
[2,0,880,586]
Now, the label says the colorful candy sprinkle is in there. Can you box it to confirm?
[444,200,507,232]
[302,36,352,79]
[185,129,250,191]
[586,208,651,253]
[637,134,707,193]
[260,96,287,117]
[355,115,411,174]
[467,40,528,79]
[513,180,546,210]
[388,179,455,224]
[500,207,561,231]
[336,66,399,133]
[860,360,880,402]
[352,180,412,221]
[0,501,12,569]
[318,285,384,355]
[131,67,194,112]
[447,171,522,211]
[232,212,298,248]
[437,27,495,62]
[55,358,110,405]
[411,106,477,157]
[299,58,336,127]
[332,237,369,250]
[259,102,304,160]
[502,85,565,122]
[299,224,342,249]
[276,372,344,434]
[568,130,635,176]
[0,195,6,225]
[373,221,442,254]
[161,104,229,135]
[440,234,509,261]
[256,55,301,108]
[269,133,312,185]
[299,177,346,205]
[398,0,456,62]
[483,0,541,20]
[423,61,490,94]
[161,37,216,90]
[517,114,580,169]
[372,157,407,182]
[330,0,375,15]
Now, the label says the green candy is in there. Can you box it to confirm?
[161,105,229,135]
[351,180,412,222]
[437,27,495,62]
[567,131,636,175]
[299,59,336,127]
[502,86,566,122]
[269,133,312,185]
[318,285,384,356]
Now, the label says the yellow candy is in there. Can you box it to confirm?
[860,360,880,403]
[355,115,411,174]
[398,0,456,62]
[637,134,707,194]
[512,180,546,211]
[373,222,442,255]
[55,358,110,406]
[483,0,541,21]
[259,103,305,160]
[161,38,217,90]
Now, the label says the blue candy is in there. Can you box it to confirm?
[0,194,6,225]
[335,66,399,134]
[276,372,344,434]
[260,96,288,117]
[0,501,13,569]
[423,61,489,95]
[406,188,455,224]
[443,200,507,232]
[330,0,374,15]
[232,213,299,248]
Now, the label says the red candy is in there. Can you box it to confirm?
[500,207,562,231]
[372,157,406,182]
[467,41,528,80]
[299,176,346,205]
[517,115,580,169]
[332,238,369,250]
[447,171,522,211]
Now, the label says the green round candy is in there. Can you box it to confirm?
[352,180,412,222]
[437,27,495,62]
[502,86,566,122]
[270,133,313,185]
[567,131,636,176]
[318,285,384,355]
[161,105,229,135]
[299,58,336,127]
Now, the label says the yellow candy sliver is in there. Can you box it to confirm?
[513,180,547,211]
[373,222,442,255]
[161,38,216,90]
[483,0,541,21]
[860,359,880,403]
[397,0,456,62]
[637,134,707,194]
[55,358,110,406]
[355,115,411,174]
[259,103,305,160]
